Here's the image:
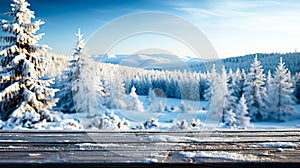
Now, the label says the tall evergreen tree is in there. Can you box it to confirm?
[267,58,296,121]
[72,29,98,117]
[55,29,82,113]
[220,66,229,123]
[224,68,238,122]
[243,56,268,121]
[0,0,58,127]
[204,65,225,120]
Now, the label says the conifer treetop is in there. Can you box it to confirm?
[74,28,85,56]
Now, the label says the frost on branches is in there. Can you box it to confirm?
[235,95,251,129]
[267,58,296,122]
[0,0,58,128]
[243,56,268,121]
[55,29,83,113]
[71,29,98,117]
[204,65,226,120]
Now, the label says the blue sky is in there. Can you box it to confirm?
[1,0,300,58]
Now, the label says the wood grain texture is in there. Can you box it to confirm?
[0,130,299,167]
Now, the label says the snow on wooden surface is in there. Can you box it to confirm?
[0,130,299,167]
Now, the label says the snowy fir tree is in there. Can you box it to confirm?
[204,65,226,120]
[234,68,247,100]
[105,73,127,109]
[95,71,106,108]
[235,95,251,129]
[267,58,296,122]
[127,85,144,112]
[218,66,235,123]
[265,70,273,113]
[71,29,98,117]
[204,65,219,102]
[243,55,268,121]
[54,29,83,113]
[0,0,58,127]
[218,66,229,122]
[225,69,238,114]
[223,109,236,128]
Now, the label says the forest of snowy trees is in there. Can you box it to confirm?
[0,0,299,130]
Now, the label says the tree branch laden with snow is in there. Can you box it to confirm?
[0,0,58,128]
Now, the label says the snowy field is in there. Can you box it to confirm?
[59,97,300,131]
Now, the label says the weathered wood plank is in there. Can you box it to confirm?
[0,130,299,167]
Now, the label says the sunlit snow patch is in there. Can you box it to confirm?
[180,151,266,161]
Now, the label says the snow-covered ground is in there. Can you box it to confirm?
[58,97,300,130]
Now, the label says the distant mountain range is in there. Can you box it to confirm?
[92,52,300,74]
[92,53,206,70]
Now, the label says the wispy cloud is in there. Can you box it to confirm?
[175,7,253,18]
[161,0,300,57]
[171,0,300,31]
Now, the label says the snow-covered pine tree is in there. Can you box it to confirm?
[55,29,83,113]
[223,109,236,128]
[243,55,268,121]
[106,73,127,109]
[0,0,58,127]
[264,70,273,114]
[204,65,224,120]
[267,58,296,122]
[224,68,238,123]
[72,29,98,117]
[95,71,106,108]
[220,66,229,123]
[204,65,218,102]
[235,68,247,100]
[235,94,251,129]
[127,85,144,112]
